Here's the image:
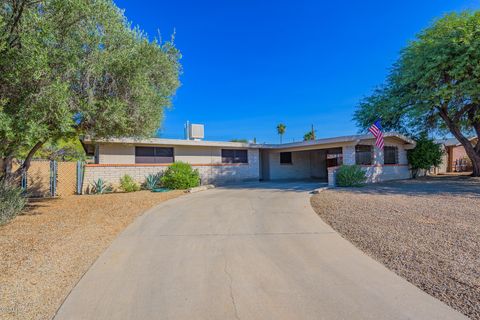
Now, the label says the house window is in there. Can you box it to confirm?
[355,145,372,165]
[222,149,248,164]
[326,148,343,167]
[280,152,292,164]
[384,146,399,165]
[135,147,174,164]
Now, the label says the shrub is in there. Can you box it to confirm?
[407,136,443,178]
[0,178,27,225]
[144,173,162,190]
[335,165,366,187]
[161,162,200,190]
[90,178,113,194]
[119,175,140,192]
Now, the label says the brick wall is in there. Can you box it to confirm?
[328,165,411,187]
[83,149,260,191]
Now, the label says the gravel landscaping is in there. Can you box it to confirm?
[311,175,480,319]
[0,190,183,320]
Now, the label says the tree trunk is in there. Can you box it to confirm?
[11,141,44,180]
[438,110,480,177]
[1,156,14,179]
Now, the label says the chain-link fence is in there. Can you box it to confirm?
[13,160,84,197]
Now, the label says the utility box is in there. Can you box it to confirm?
[188,124,204,140]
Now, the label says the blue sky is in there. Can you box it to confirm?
[115,0,479,143]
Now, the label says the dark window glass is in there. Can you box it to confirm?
[280,152,292,164]
[326,148,343,167]
[384,146,398,165]
[135,147,174,164]
[355,145,372,165]
[222,149,248,163]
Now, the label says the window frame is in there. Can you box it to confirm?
[280,152,293,165]
[355,145,373,165]
[221,149,248,164]
[384,146,399,165]
[135,146,174,164]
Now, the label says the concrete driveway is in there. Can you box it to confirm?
[55,182,466,320]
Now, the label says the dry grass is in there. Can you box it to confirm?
[0,190,184,320]
[311,175,480,320]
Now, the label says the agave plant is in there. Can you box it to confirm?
[144,173,162,190]
[91,178,112,194]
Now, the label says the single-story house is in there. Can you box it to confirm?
[81,132,416,189]
[434,137,478,174]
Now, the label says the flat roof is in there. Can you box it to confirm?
[82,132,415,150]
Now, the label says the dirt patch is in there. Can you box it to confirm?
[311,176,480,320]
[0,190,184,320]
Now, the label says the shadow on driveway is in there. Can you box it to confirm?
[339,175,480,198]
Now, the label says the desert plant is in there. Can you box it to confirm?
[0,178,27,225]
[90,178,113,194]
[335,165,366,187]
[119,175,140,192]
[161,162,200,190]
[144,173,162,190]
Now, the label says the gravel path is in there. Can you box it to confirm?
[0,190,183,320]
[311,176,480,320]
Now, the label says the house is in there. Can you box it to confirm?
[434,137,478,173]
[81,131,416,189]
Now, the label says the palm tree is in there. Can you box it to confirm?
[276,123,286,144]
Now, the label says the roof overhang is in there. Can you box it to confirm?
[81,132,416,151]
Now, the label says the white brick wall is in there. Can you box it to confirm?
[83,149,260,192]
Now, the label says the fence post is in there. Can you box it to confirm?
[76,161,84,195]
[50,160,57,197]
[20,160,27,192]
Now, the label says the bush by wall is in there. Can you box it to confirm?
[0,178,27,225]
[119,174,140,192]
[335,165,366,187]
[161,162,200,190]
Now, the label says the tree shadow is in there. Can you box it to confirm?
[338,175,480,198]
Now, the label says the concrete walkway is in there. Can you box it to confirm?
[55,182,466,320]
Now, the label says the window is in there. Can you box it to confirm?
[135,147,174,164]
[355,145,372,165]
[384,146,399,165]
[326,148,343,167]
[222,149,248,164]
[280,152,292,164]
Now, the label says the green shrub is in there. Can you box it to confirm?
[0,178,27,225]
[143,173,162,190]
[335,165,366,187]
[407,136,443,178]
[161,162,200,190]
[119,175,140,192]
[90,178,113,194]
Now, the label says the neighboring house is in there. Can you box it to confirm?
[81,132,415,189]
[434,137,478,174]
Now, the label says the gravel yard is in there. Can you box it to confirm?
[0,190,184,320]
[311,175,480,319]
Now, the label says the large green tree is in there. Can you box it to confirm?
[0,0,181,178]
[354,11,480,176]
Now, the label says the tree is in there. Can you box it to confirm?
[407,136,443,178]
[303,131,314,141]
[276,123,286,143]
[354,12,480,176]
[230,139,248,143]
[0,0,181,179]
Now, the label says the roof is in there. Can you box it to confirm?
[435,137,477,147]
[82,132,415,150]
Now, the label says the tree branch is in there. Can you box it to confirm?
[13,141,44,179]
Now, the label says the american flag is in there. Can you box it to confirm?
[368,120,384,149]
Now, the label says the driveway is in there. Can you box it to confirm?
[55,182,466,320]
